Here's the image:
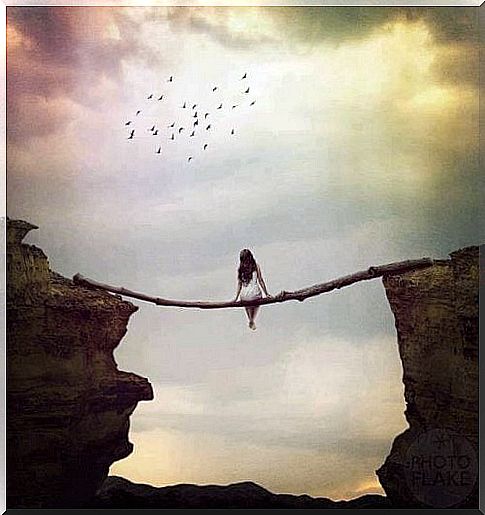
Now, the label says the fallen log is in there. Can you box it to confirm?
[72,257,438,309]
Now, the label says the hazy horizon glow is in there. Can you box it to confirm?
[7,5,482,500]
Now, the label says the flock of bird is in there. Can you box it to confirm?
[124,72,256,163]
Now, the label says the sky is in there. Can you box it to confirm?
[6,4,483,500]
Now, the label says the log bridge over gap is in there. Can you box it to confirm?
[73,257,441,309]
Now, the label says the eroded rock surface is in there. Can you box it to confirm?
[7,218,154,508]
[376,246,479,508]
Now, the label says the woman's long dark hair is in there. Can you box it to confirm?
[238,249,257,285]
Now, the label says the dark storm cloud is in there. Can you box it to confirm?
[265,6,478,45]
[7,7,159,141]
[162,7,478,49]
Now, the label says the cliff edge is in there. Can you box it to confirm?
[6,218,154,508]
[376,246,479,508]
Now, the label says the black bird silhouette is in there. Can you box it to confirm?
[168,76,173,82]
[212,86,217,92]
[158,95,164,100]
[203,144,208,150]
[241,73,247,79]
[231,128,235,135]
[192,104,197,109]
[169,122,175,128]
[128,130,135,139]
[188,156,193,162]
[156,146,161,154]
[204,113,209,119]
[244,87,250,94]
[182,102,186,108]
[136,110,141,116]
[194,119,199,126]
[250,100,256,106]
[147,94,153,99]
[171,133,175,140]
[206,124,211,130]
[190,130,195,137]
[153,129,159,135]
[125,121,132,126]
[193,112,198,118]
[217,103,222,109]
[232,105,238,109]
[149,125,155,132]
[178,127,184,133]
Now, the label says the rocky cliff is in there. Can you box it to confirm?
[376,246,479,508]
[6,218,154,508]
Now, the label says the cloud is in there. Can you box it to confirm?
[164,7,276,49]
[7,6,160,142]
[111,335,406,499]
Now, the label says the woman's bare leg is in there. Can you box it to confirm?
[244,307,252,326]
[249,306,259,330]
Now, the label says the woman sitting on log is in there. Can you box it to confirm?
[233,249,271,330]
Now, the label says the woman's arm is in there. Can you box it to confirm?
[256,264,270,297]
[233,278,242,302]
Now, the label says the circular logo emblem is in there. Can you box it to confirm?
[403,428,478,508]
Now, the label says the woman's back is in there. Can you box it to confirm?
[240,269,261,300]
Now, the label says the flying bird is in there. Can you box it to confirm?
[128,130,135,139]
[153,129,159,135]
[158,95,164,100]
[136,110,141,116]
[231,128,235,135]
[232,105,238,109]
[194,119,199,126]
[203,144,208,150]
[212,86,217,92]
[182,102,186,108]
[217,103,222,109]
[244,87,250,94]
[149,125,155,132]
[188,157,193,162]
[171,133,175,140]
[250,100,256,106]
[168,76,173,82]
[192,104,197,109]
[147,94,153,99]
[178,127,184,133]
[125,121,132,126]
[241,73,247,79]
[193,112,198,118]
[206,124,211,130]
[204,113,209,119]
[190,130,195,137]
[169,122,175,128]
[156,147,161,154]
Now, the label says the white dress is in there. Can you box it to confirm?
[240,270,263,301]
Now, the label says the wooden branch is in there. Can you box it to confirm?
[72,257,436,309]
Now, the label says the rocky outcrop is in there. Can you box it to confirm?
[376,246,479,508]
[6,218,154,508]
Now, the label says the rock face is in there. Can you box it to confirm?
[376,246,479,508]
[6,218,154,508]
